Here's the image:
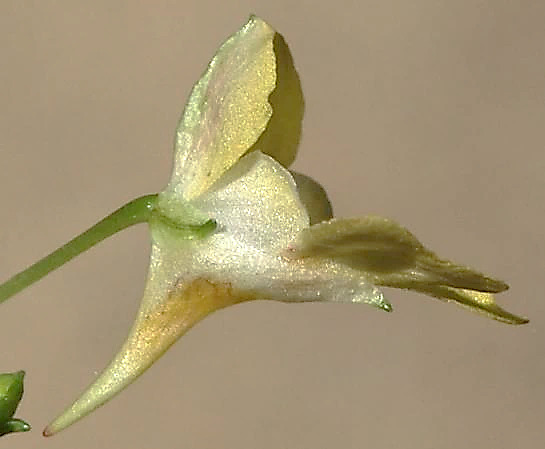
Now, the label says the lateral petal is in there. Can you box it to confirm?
[291,215,527,324]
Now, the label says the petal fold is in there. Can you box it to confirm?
[247,32,304,167]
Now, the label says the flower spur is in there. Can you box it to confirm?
[0,16,527,437]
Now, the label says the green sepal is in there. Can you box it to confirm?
[0,419,31,437]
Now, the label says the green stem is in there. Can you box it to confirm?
[0,194,158,305]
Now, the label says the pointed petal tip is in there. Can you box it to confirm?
[43,408,78,437]
[502,313,529,326]
[451,289,529,325]
[478,301,529,325]
[496,279,510,293]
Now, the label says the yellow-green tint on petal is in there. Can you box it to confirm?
[43,278,255,436]
[167,16,277,200]
[291,216,527,324]
[294,215,423,270]
[247,32,304,167]
[417,285,529,325]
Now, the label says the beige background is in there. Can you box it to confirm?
[1,1,544,448]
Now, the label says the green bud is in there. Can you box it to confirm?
[0,371,30,437]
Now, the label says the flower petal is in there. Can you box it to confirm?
[166,16,277,201]
[191,151,309,252]
[414,285,528,325]
[290,215,528,324]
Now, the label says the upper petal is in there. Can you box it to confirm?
[166,16,276,200]
[164,16,304,202]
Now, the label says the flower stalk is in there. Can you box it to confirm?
[0,194,157,304]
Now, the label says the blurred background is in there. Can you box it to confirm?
[1,1,543,448]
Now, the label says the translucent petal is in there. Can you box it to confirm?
[291,215,527,324]
[166,16,277,200]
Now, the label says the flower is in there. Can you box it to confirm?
[1,16,527,436]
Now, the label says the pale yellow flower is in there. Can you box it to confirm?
[33,16,525,436]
